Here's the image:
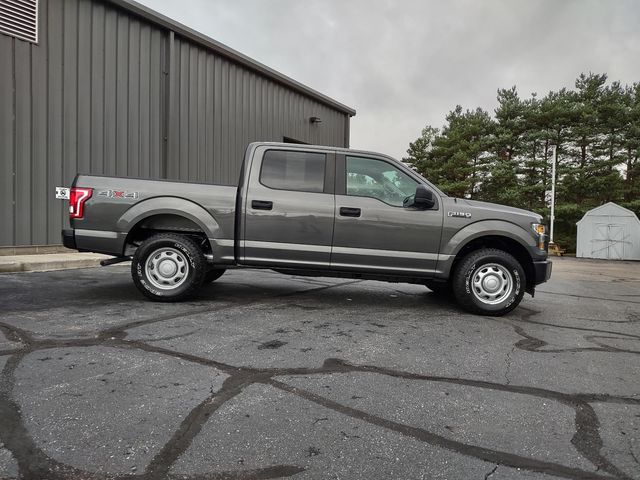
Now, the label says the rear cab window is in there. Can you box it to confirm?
[260,150,326,193]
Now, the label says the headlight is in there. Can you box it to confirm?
[532,223,547,250]
[532,223,546,236]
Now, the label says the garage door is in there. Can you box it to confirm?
[592,223,625,259]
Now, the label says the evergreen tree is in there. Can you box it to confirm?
[518,94,548,210]
[622,83,640,201]
[479,87,523,205]
[404,107,493,198]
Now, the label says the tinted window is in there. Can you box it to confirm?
[260,150,326,193]
[346,156,417,206]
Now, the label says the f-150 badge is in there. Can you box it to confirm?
[98,190,139,199]
[448,211,471,218]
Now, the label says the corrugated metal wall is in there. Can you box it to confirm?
[166,35,349,184]
[0,0,351,246]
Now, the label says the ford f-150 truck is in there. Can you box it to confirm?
[62,142,551,316]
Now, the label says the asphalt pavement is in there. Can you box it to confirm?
[0,257,639,479]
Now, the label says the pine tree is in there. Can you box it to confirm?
[477,88,522,205]
[526,94,554,210]
[622,83,640,201]
[404,107,493,198]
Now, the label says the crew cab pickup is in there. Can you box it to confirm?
[62,142,551,316]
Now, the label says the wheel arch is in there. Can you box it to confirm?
[452,236,535,288]
[439,221,536,289]
[118,197,221,256]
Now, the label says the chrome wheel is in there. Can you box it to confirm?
[144,247,190,290]
[471,263,513,305]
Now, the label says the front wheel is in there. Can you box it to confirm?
[452,248,525,316]
[131,233,207,302]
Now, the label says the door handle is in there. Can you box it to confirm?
[339,207,361,217]
[252,200,273,210]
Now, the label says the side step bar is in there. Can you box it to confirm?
[101,254,214,267]
[100,256,132,267]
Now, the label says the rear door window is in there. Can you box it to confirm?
[260,150,326,193]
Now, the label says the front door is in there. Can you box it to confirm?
[331,154,443,275]
[241,146,335,268]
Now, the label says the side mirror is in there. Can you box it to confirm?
[404,185,435,209]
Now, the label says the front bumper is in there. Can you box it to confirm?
[62,229,77,250]
[533,260,552,285]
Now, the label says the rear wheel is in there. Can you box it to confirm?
[452,248,525,316]
[131,233,207,302]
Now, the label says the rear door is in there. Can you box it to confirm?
[330,154,443,275]
[240,145,335,268]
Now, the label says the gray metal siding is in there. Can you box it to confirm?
[0,0,351,246]
[165,37,347,185]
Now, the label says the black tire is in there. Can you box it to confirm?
[203,268,226,283]
[131,233,207,302]
[451,248,525,316]
[424,281,452,296]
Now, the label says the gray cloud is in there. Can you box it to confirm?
[139,0,640,159]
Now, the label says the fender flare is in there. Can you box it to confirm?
[117,197,222,241]
[436,220,535,277]
[449,220,534,255]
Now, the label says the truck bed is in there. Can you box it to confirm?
[68,175,237,259]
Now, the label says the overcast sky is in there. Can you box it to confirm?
[139,0,640,159]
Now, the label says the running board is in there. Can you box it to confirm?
[100,256,132,267]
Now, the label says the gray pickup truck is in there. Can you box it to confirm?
[62,142,551,316]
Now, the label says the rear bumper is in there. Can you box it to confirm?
[533,260,552,285]
[62,229,77,250]
[61,228,125,255]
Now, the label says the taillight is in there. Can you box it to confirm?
[69,187,92,219]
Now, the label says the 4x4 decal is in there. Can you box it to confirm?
[98,190,139,199]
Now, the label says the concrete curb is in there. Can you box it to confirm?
[0,253,112,273]
[0,244,74,256]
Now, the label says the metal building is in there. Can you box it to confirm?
[0,0,355,247]
[576,202,640,261]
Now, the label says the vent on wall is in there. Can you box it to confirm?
[0,0,38,43]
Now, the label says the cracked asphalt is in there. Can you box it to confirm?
[0,257,639,480]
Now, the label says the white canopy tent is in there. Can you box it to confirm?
[576,202,640,260]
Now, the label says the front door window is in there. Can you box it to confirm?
[346,156,417,207]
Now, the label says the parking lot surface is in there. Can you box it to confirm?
[0,257,639,479]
